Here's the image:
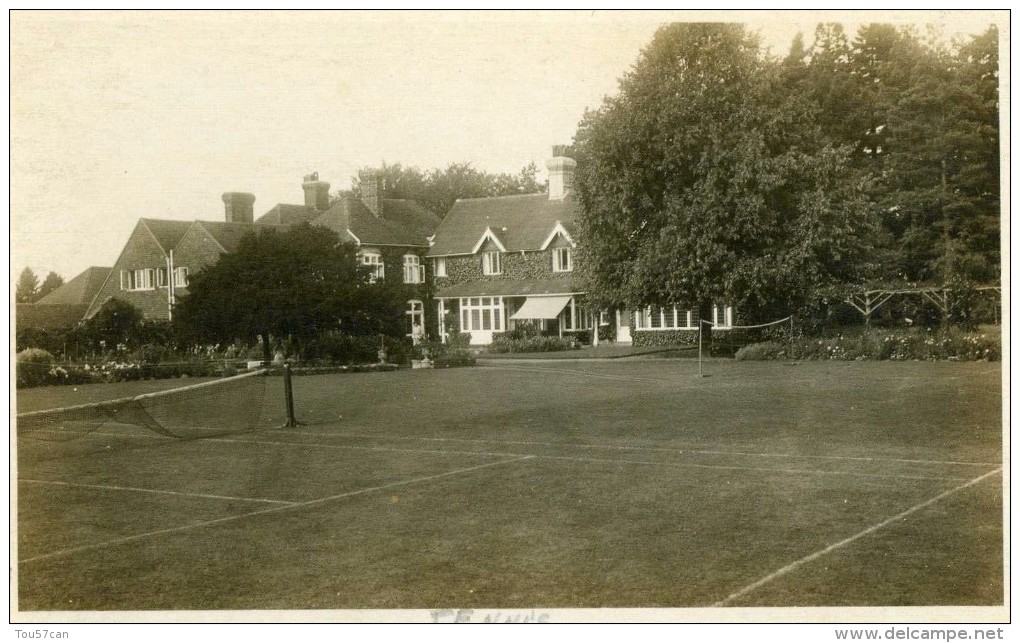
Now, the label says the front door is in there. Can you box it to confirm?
[615,309,632,343]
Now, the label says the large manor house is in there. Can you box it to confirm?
[20,148,735,346]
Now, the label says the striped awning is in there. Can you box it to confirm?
[510,295,571,320]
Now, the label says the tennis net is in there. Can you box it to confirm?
[17,369,270,443]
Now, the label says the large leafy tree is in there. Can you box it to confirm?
[785,23,1000,285]
[348,160,543,217]
[16,267,39,303]
[574,23,873,323]
[174,223,370,360]
[349,162,429,204]
[879,26,1000,284]
[36,271,65,300]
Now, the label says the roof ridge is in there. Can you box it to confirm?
[454,192,547,203]
[138,217,195,223]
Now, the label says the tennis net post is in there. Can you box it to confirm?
[282,362,300,428]
[698,318,706,377]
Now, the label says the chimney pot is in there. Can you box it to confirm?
[302,173,331,210]
[552,144,572,157]
[362,174,384,217]
[546,146,576,200]
[222,192,256,223]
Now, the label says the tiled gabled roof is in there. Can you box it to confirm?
[428,192,577,256]
[378,199,442,243]
[189,220,287,253]
[256,203,318,225]
[140,219,194,253]
[312,196,439,247]
[35,266,112,306]
[16,303,89,330]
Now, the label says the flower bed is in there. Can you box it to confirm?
[735,328,1000,362]
[16,360,239,388]
[488,321,581,354]
[488,334,580,354]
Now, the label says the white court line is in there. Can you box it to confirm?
[188,438,980,481]
[19,478,295,506]
[210,436,520,460]
[25,428,518,460]
[485,365,685,385]
[275,428,999,468]
[711,466,1003,607]
[19,455,533,565]
[538,455,971,482]
[68,431,969,483]
[27,423,999,468]
[224,438,970,481]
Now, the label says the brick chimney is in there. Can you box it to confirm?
[361,173,383,217]
[546,145,576,200]
[302,172,331,211]
[222,192,255,223]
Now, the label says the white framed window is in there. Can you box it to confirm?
[712,305,734,329]
[174,267,189,288]
[403,254,424,284]
[407,300,425,338]
[552,247,572,272]
[560,297,591,331]
[434,257,447,277]
[360,251,385,282]
[120,268,157,291]
[599,310,610,326]
[634,306,696,331]
[459,297,504,332]
[437,299,448,341]
[482,251,502,276]
[156,267,168,288]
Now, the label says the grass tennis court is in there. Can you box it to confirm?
[15,359,1003,610]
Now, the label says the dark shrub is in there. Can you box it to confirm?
[16,348,55,388]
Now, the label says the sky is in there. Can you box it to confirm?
[10,10,1004,283]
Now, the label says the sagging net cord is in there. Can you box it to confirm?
[700,316,792,330]
[17,369,269,443]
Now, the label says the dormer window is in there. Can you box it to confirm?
[552,247,572,272]
[482,251,502,275]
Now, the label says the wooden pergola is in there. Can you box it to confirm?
[844,284,1001,324]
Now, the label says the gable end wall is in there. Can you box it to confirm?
[87,225,173,320]
[170,227,233,300]
[434,250,565,289]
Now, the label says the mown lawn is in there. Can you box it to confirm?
[16,359,1003,610]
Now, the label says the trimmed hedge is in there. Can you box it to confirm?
[300,332,408,365]
[283,364,401,376]
[433,351,477,368]
[631,330,699,347]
